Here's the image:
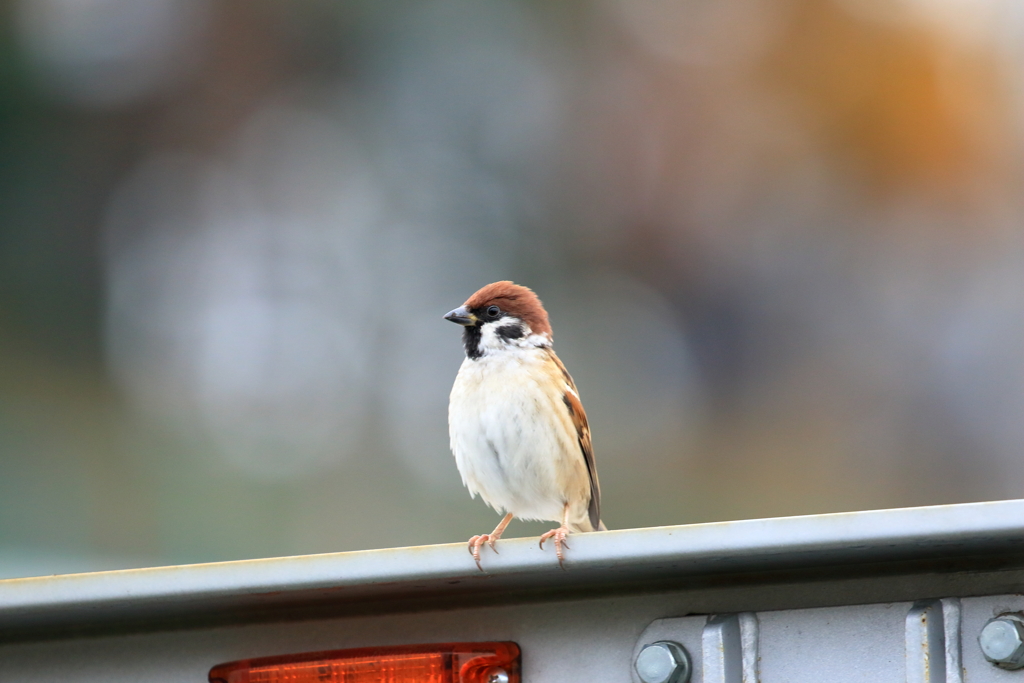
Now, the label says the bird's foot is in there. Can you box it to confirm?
[468,534,500,571]
[467,513,514,571]
[539,525,571,568]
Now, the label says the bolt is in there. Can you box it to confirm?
[980,614,1024,670]
[635,640,691,683]
[485,668,509,683]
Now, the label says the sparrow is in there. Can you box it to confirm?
[445,281,605,569]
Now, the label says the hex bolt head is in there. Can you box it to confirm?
[485,668,509,683]
[635,640,692,683]
[980,614,1024,669]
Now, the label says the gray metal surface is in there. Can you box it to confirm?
[4,499,1024,642]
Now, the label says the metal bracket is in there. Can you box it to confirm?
[906,598,962,683]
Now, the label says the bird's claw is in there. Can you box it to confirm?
[539,526,571,568]
[468,534,499,570]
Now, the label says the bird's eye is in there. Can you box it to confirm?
[486,305,501,318]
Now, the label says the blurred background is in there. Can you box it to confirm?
[1,0,1023,578]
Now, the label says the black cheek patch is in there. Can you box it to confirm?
[496,324,524,341]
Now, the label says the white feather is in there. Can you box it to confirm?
[448,321,591,526]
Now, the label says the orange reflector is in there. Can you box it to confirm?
[209,641,520,683]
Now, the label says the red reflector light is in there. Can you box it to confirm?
[209,642,520,683]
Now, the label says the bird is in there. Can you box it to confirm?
[444,281,605,570]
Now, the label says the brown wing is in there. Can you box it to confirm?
[549,350,602,531]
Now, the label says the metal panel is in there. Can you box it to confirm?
[629,595,1022,683]
[4,591,1023,682]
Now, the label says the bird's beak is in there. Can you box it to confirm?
[444,306,477,326]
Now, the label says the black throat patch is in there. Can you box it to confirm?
[462,324,483,360]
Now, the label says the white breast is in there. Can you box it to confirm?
[448,346,588,523]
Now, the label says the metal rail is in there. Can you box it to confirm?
[3,499,1024,642]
